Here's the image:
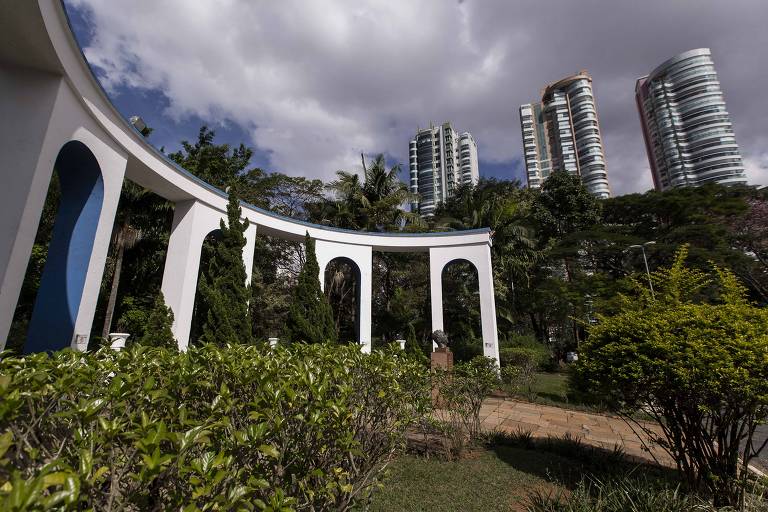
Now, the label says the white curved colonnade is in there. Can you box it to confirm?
[0,1,499,361]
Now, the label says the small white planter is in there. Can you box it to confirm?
[396,339,406,351]
[108,333,130,352]
[268,337,279,348]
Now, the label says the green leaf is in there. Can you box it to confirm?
[0,431,13,460]
[258,444,279,459]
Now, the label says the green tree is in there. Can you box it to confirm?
[101,181,172,339]
[532,171,602,245]
[169,126,252,189]
[198,183,252,345]
[286,233,337,344]
[528,172,603,347]
[138,292,176,348]
[574,246,768,507]
[434,179,541,345]
[319,154,421,231]
[404,322,426,361]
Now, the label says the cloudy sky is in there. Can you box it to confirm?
[65,0,768,196]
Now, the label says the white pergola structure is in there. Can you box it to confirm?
[0,1,499,362]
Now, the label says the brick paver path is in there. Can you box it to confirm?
[479,396,674,466]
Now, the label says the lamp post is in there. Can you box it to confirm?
[627,241,656,299]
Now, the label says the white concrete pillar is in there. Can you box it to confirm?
[315,239,372,353]
[357,249,373,354]
[0,67,106,349]
[24,133,126,353]
[161,200,222,350]
[429,244,500,365]
[429,249,444,335]
[68,130,128,349]
[475,244,500,365]
[242,222,258,288]
[161,200,254,350]
[0,67,129,352]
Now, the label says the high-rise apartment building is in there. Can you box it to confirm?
[409,122,479,215]
[519,71,610,198]
[635,48,746,191]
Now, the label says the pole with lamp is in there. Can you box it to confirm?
[626,241,656,299]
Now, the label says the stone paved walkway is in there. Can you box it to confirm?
[479,397,674,466]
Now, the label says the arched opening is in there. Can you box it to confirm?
[441,258,482,362]
[189,229,223,344]
[324,257,361,344]
[11,141,105,353]
[371,250,431,353]
[249,233,302,342]
[90,178,173,346]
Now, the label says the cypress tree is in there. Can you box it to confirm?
[198,183,252,345]
[286,232,337,344]
[405,322,427,363]
[138,292,177,349]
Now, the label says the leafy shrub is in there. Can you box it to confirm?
[137,292,176,348]
[0,343,429,510]
[574,247,768,507]
[500,362,537,399]
[499,334,552,371]
[435,356,500,457]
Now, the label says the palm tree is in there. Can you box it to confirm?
[433,180,543,337]
[326,154,422,231]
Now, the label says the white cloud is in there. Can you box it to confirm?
[744,152,768,188]
[69,0,768,193]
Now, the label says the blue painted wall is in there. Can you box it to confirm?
[25,140,104,353]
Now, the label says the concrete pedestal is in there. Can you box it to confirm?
[431,347,453,407]
[431,347,454,371]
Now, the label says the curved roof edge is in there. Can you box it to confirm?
[542,71,592,100]
[647,48,711,82]
[56,1,489,241]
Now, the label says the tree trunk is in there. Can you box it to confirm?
[101,230,126,340]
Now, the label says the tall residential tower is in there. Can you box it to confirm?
[409,122,479,215]
[635,48,746,191]
[519,71,610,198]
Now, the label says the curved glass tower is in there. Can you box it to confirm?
[520,71,610,198]
[635,48,746,190]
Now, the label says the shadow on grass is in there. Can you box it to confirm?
[484,430,679,491]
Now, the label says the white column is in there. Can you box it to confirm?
[357,249,373,354]
[242,222,258,287]
[161,200,254,350]
[429,248,444,335]
[314,239,372,353]
[161,200,222,350]
[0,71,69,349]
[70,129,128,348]
[475,244,500,364]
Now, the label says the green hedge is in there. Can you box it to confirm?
[498,347,548,370]
[0,343,429,511]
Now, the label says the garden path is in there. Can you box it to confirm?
[479,397,674,466]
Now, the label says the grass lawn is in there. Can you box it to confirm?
[366,446,576,512]
[512,372,609,413]
[530,372,570,400]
